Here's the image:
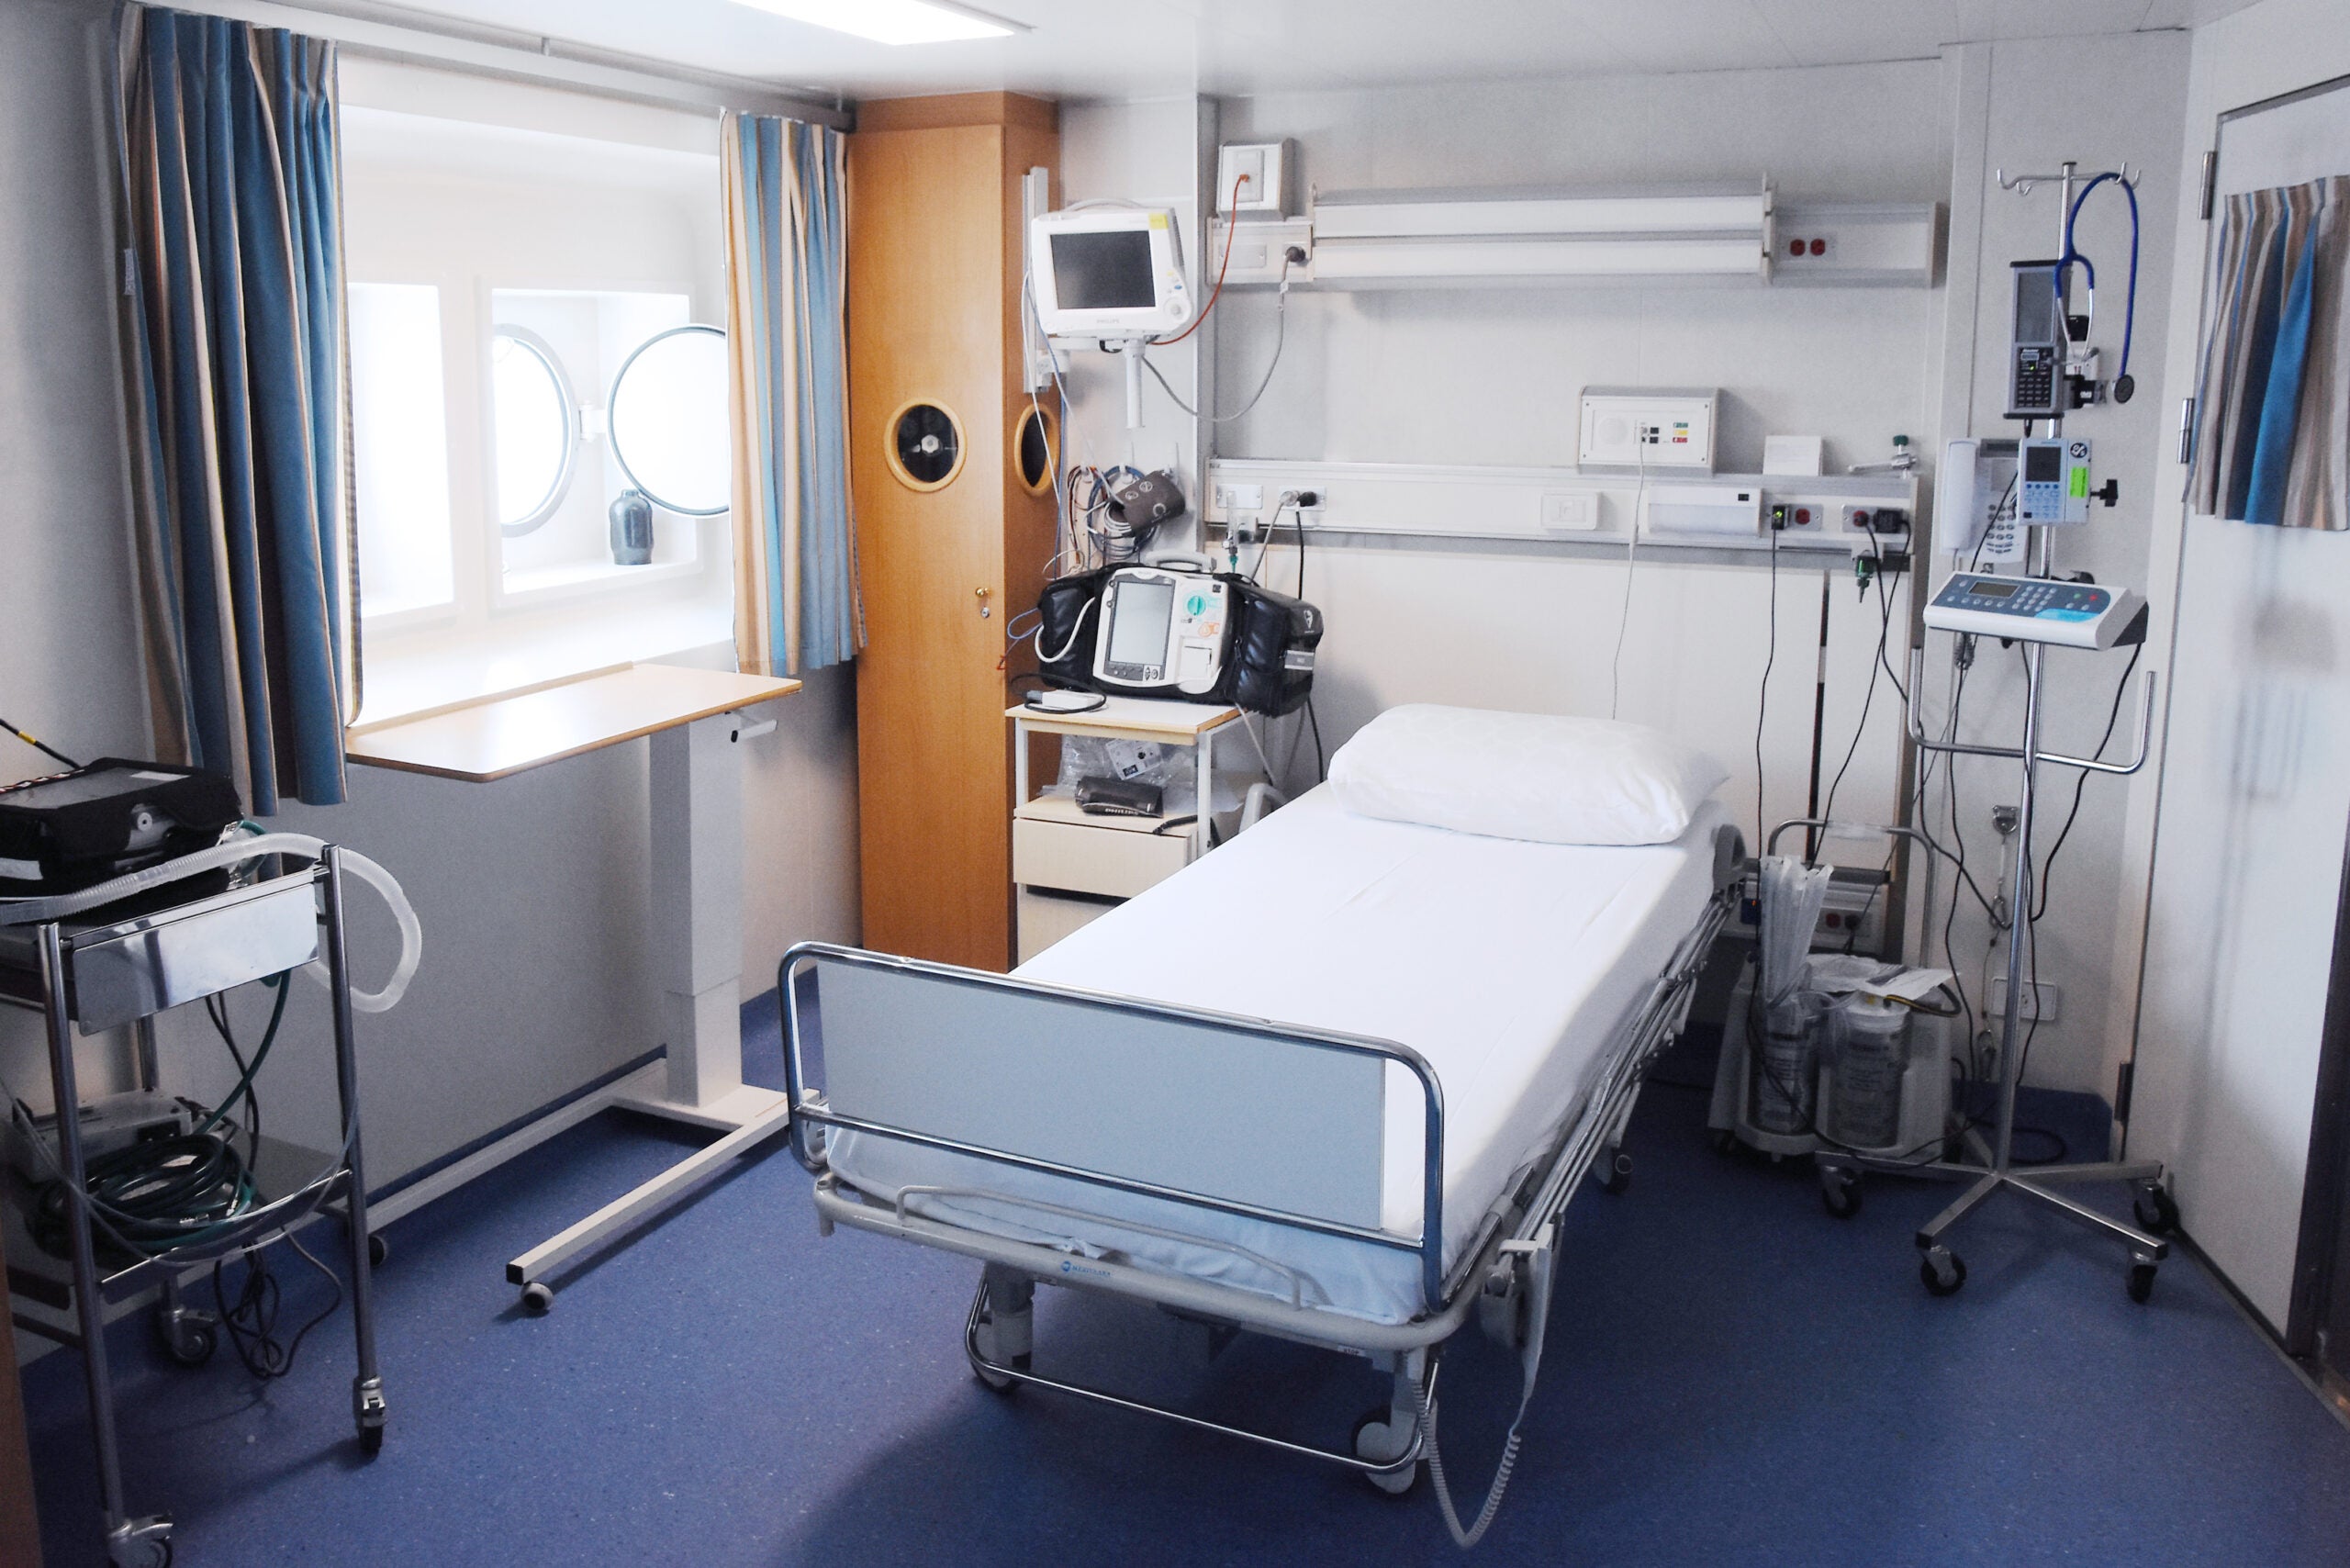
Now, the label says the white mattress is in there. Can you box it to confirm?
[828,785,1727,1326]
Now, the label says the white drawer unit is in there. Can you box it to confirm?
[1006,696,1258,964]
[1013,796,1193,901]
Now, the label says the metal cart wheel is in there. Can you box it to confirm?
[1351,1408,1420,1496]
[520,1281,554,1315]
[358,1423,386,1456]
[2127,1256,2160,1305]
[1598,1150,1632,1193]
[1920,1245,1966,1297]
[1819,1165,1862,1219]
[368,1232,389,1267]
[2132,1181,2179,1237]
[152,1306,216,1369]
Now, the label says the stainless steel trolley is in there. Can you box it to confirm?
[0,846,385,1568]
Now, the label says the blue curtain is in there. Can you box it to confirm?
[116,6,353,812]
[2191,176,2350,532]
[722,113,862,676]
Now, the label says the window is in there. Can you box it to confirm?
[338,73,733,722]
[349,282,455,618]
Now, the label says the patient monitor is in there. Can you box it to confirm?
[1030,207,1192,340]
[1095,565,1228,696]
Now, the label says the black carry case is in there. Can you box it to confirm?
[1026,568,1321,715]
[0,759,242,896]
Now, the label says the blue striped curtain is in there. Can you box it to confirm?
[2189,176,2350,531]
[722,113,863,676]
[115,6,354,812]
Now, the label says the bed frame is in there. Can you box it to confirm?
[778,823,1739,1529]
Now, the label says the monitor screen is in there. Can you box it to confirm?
[1972,580,2018,599]
[1049,230,1158,311]
[1107,580,1174,666]
[2024,443,2061,483]
[2013,264,2058,344]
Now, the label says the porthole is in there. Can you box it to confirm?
[489,325,577,538]
[1014,404,1054,493]
[887,399,965,491]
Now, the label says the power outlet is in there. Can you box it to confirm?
[1214,482,1264,515]
[1986,977,2062,1024]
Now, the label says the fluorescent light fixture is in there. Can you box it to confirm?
[729,0,1019,44]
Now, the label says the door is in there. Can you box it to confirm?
[848,117,1016,969]
[2129,73,2350,1348]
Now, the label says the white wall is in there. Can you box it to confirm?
[1052,38,2194,1096]
[2112,0,2350,1334]
[0,18,859,1189]
[1920,33,2191,1101]
[0,0,153,1114]
[1197,63,1945,863]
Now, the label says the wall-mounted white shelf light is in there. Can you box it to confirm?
[1306,184,1774,286]
[1212,186,1942,290]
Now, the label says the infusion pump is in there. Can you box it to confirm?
[1922,573,2145,650]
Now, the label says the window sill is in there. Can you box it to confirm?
[498,555,702,603]
[357,598,734,727]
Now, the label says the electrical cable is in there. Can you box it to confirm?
[212,1228,342,1382]
[1142,257,1291,424]
[1151,170,1250,348]
[1820,543,1906,826]
[1753,527,1781,842]
[0,716,80,771]
[2031,642,2142,923]
[1608,446,1649,722]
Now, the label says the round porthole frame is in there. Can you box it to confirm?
[607,322,731,518]
[1013,403,1056,495]
[490,323,579,540]
[885,398,967,493]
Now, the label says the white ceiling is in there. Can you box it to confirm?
[367,0,2266,102]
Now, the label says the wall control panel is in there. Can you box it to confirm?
[1579,388,1719,472]
[2018,438,2091,525]
[1922,573,2144,650]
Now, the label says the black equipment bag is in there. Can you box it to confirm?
[1026,568,1321,716]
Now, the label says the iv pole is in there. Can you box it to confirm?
[1824,162,2176,1301]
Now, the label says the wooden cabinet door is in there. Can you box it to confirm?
[850,121,1015,969]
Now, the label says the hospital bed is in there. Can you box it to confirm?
[780,772,1739,1543]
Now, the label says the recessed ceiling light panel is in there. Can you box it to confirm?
[729,0,1020,45]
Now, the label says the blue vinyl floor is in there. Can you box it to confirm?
[23,991,2350,1566]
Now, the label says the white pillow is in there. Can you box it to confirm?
[1326,705,1727,846]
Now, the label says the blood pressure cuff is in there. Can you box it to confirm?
[1028,569,1321,716]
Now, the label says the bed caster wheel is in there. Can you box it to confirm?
[520,1281,554,1315]
[1710,1128,1740,1158]
[970,1352,1028,1394]
[2128,1257,2159,1305]
[358,1422,386,1456]
[1599,1151,1632,1193]
[1819,1167,1861,1219]
[2132,1182,2179,1238]
[1920,1246,1966,1297]
[106,1518,173,1568]
[367,1232,389,1267]
[153,1307,216,1368]
[1351,1409,1420,1496]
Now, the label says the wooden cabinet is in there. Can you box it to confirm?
[848,93,1059,970]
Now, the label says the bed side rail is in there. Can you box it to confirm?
[779,943,1449,1309]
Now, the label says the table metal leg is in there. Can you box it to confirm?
[507,711,788,1306]
[322,850,387,1453]
[39,924,169,1562]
